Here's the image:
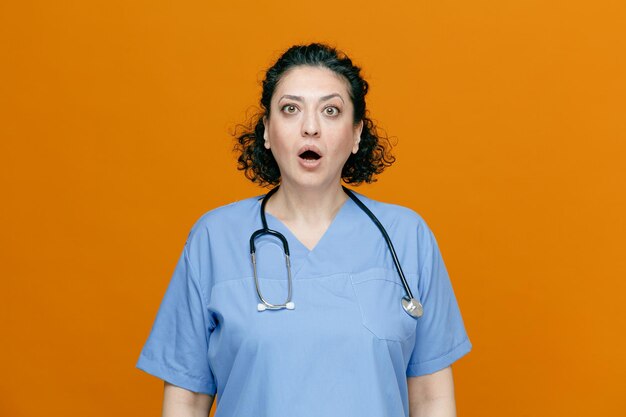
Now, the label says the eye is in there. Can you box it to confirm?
[281,104,298,114]
[324,106,340,116]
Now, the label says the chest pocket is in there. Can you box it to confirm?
[350,268,419,342]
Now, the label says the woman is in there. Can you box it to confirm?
[137,43,472,417]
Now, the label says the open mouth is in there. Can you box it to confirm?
[299,150,321,161]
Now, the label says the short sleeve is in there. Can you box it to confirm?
[406,223,472,377]
[136,243,217,395]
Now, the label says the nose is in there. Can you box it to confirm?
[301,111,320,137]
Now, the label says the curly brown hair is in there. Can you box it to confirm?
[234,43,395,187]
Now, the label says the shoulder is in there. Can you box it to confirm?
[180,195,263,284]
[349,192,440,256]
[185,195,262,242]
[351,192,431,232]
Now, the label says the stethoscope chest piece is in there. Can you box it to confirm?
[402,297,424,318]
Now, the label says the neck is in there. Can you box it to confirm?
[266,182,348,224]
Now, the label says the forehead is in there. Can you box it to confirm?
[273,66,351,100]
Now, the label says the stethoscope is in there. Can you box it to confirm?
[249,186,424,319]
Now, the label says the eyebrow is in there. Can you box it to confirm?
[279,93,345,104]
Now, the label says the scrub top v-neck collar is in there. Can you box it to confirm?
[258,195,356,278]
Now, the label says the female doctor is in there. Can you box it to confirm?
[137,43,472,417]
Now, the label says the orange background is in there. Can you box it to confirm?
[1,1,625,416]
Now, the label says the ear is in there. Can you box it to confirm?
[352,120,363,154]
[263,116,270,149]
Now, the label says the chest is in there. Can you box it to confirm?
[207,269,419,356]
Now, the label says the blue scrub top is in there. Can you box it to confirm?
[136,193,472,417]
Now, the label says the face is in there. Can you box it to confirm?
[263,66,363,191]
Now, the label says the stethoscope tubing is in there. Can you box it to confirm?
[341,186,417,302]
[249,186,422,317]
[250,187,294,310]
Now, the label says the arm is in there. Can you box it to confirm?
[408,366,456,417]
[162,382,214,417]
